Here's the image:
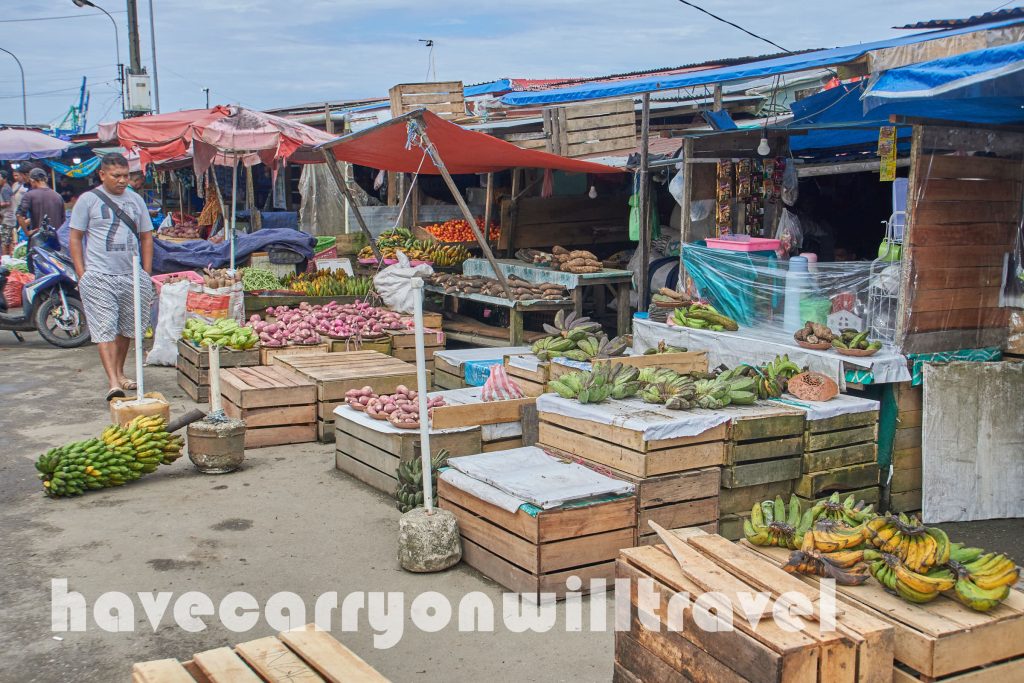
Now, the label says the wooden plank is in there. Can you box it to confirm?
[177,372,209,403]
[794,462,879,498]
[432,368,464,390]
[132,660,197,683]
[892,446,922,470]
[616,556,786,682]
[720,456,801,488]
[458,536,540,595]
[481,437,522,452]
[911,244,1008,268]
[730,413,805,441]
[916,178,1022,202]
[259,343,329,366]
[636,466,721,508]
[806,410,878,434]
[539,408,726,452]
[438,478,539,542]
[915,154,1024,182]
[335,451,397,494]
[910,266,1004,290]
[443,497,540,572]
[565,125,635,144]
[718,480,794,515]
[891,467,921,494]
[805,425,878,452]
[538,527,636,573]
[390,81,463,95]
[638,497,718,530]
[616,630,731,683]
[429,397,535,429]
[536,496,636,541]
[567,137,638,157]
[182,661,211,683]
[889,489,922,513]
[563,99,635,119]
[894,384,922,412]
[539,422,725,478]
[235,637,325,683]
[802,442,877,474]
[893,656,1024,683]
[727,435,803,465]
[919,126,1024,155]
[278,626,389,683]
[222,400,315,428]
[894,426,922,451]
[795,485,879,509]
[193,647,262,682]
[908,222,1016,247]
[896,410,922,429]
[595,351,709,375]
[913,201,1018,225]
[908,308,1009,333]
[243,424,318,449]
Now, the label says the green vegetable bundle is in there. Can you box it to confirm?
[240,267,283,292]
[181,318,258,349]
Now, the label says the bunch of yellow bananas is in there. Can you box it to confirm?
[948,546,1020,611]
[869,552,956,604]
[865,514,951,572]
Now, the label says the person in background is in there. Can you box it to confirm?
[7,167,27,243]
[17,167,66,239]
[0,171,13,256]
[128,171,145,192]
[69,154,154,401]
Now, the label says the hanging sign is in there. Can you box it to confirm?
[878,126,897,182]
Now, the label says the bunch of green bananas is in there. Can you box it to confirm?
[692,367,758,409]
[642,340,687,355]
[869,553,956,604]
[36,415,184,497]
[672,303,739,331]
[395,449,449,513]
[640,375,695,406]
[832,328,883,351]
[948,547,1020,611]
[816,491,877,526]
[547,364,641,404]
[182,318,258,350]
[531,335,577,361]
[745,495,815,550]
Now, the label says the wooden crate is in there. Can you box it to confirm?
[717,479,796,540]
[433,354,466,390]
[220,366,317,448]
[794,462,880,499]
[327,337,391,355]
[275,351,420,443]
[132,624,387,682]
[177,371,208,404]
[721,405,806,489]
[504,354,548,383]
[258,342,328,366]
[544,99,637,158]
[389,81,465,121]
[616,530,895,683]
[438,477,636,599]
[538,408,728,479]
[568,452,721,545]
[748,543,1024,681]
[177,339,260,369]
[334,408,481,495]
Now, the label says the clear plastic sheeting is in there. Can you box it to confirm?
[298,162,347,236]
[681,243,895,339]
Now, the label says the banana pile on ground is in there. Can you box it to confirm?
[671,302,739,331]
[181,318,259,350]
[735,354,802,399]
[832,328,883,352]
[547,363,642,404]
[395,449,449,513]
[744,493,1019,610]
[552,246,602,274]
[35,416,184,497]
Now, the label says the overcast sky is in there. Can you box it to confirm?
[0,0,1012,128]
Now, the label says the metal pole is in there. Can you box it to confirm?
[637,93,652,310]
[411,277,434,513]
[229,162,237,270]
[0,47,27,125]
[147,0,160,113]
[73,1,124,116]
[125,0,142,74]
[203,88,210,109]
[131,238,145,399]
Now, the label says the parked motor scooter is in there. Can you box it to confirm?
[0,218,90,347]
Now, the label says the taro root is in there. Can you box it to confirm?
[787,371,839,401]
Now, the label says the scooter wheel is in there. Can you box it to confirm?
[35,295,91,348]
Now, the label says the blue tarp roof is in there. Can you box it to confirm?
[785,81,911,153]
[501,18,1024,107]
[863,41,1024,124]
[464,79,514,97]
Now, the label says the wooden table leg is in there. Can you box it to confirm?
[510,309,524,346]
[594,284,608,319]
[616,283,631,336]
[573,287,585,320]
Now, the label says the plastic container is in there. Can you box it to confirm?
[783,256,809,334]
[705,236,781,252]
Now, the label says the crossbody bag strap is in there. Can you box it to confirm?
[90,188,140,238]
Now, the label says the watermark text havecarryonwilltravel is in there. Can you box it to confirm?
[52,576,836,648]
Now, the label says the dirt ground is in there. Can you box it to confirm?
[1,333,1021,682]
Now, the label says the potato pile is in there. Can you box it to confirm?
[553,246,602,274]
[428,273,568,301]
[362,385,447,430]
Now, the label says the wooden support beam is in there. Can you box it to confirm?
[638,93,652,311]
[679,138,694,290]
[483,172,494,251]
[319,148,381,260]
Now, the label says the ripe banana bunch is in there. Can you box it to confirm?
[947,548,1020,612]
[36,415,183,498]
[744,495,809,550]
[782,549,873,585]
[864,513,950,572]
[808,518,869,552]
[869,552,956,604]
[426,244,471,267]
[531,335,575,361]
[395,449,449,513]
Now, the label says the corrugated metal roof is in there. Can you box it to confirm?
[895,7,1024,30]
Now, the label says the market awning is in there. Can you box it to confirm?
[862,41,1024,124]
[99,106,231,166]
[320,110,622,175]
[785,81,912,155]
[499,17,1024,107]
[0,128,72,160]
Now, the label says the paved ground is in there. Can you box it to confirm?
[1,333,1021,682]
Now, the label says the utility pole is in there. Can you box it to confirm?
[126,0,142,74]
[203,88,210,109]
[0,47,26,125]
[147,0,160,113]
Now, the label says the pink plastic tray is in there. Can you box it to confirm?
[705,236,781,252]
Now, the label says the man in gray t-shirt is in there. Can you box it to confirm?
[69,153,155,401]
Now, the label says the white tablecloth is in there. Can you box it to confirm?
[435,346,532,370]
[768,393,880,421]
[632,318,911,388]
[536,394,732,441]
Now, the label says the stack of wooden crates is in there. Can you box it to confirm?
[176,340,259,403]
[219,366,317,448]
[797,395,881,509]
[890,383,923,514]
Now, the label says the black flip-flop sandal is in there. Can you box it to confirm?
[106,388,126,402]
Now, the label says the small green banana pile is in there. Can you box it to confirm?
[532,330,628,362]
[547,363,641,404]
[672,302,739,331]
[395,449,449,513]
[182,318,258,350]
[832,328,883,351]
[735,355,802,399]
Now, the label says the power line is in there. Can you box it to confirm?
[0,79,117,100]
[675,0,791,54]
[0,10,127,24]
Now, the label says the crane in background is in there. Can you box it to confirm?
[49,78,90,139]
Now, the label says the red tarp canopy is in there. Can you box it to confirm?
[322,110,622,174]
[101,106,230,168]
